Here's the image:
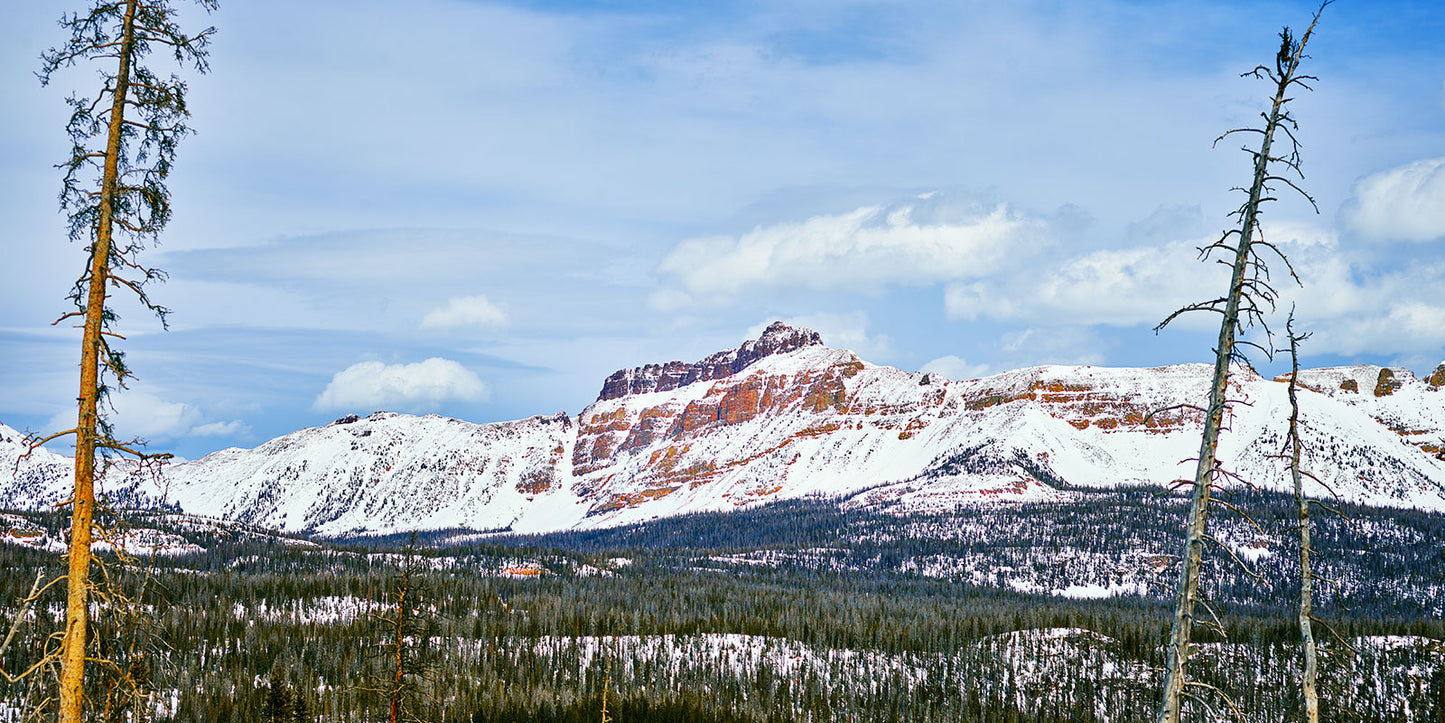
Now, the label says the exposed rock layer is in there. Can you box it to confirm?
[597,322,823,401]
[3,325,1444,535]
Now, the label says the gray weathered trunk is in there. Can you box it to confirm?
[1155,9,1325,720]
[1287,324,1320,723]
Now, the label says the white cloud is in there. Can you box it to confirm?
[44,391,246,445]
[420,294,510,330]
[1343,157,1445,242]
[928,215,1445,362]
[747,311,893,359]
[646,288,694,313]
[920,355,989,381]
[191,420,250,438]
[1000,328,1107,366]
[943,221,1341,331]
[945,239,1227,328]
[312,358,489,413]
[1309,301,1445,356]
[658,199,1047,300]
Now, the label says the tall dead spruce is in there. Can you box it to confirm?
[1283,315,1321,723]
[33,2,216,721]
[1153,5,1327,722]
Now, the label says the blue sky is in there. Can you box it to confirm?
[2,0,1444,460]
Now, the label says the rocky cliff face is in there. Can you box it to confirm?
[1428,362,1445,388]
[596,322,823,401]
[4,325,1444,535]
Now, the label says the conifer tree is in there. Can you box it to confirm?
[263,668,293,723]
[34,2,216,721]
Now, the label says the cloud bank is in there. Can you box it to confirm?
[658,198,1048,301]
[944,239,1229,328]
[313,358,489,413]
[45,390,249,446]
[1344,157,1445,243]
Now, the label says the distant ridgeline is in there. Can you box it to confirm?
[2,324,1443,538]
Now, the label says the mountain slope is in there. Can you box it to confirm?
[0,423,74,509]
[4,324,1444,535]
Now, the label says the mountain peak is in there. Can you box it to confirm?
[596,322,824,401]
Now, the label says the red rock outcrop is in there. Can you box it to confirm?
[958,373,1202,433]
[1428,363,1445,388]
[1374,368,1403,397]
[596,322,823,401]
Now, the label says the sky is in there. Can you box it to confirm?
[2,0,1444,460]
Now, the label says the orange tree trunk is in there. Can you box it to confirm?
[59,2,138,721]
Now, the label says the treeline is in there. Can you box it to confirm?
[1,494,1443,722]
[490,489,1445,623]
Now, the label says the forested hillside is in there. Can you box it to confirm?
[3,493,1441,722]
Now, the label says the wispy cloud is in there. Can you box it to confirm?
[44,389,247,446]
[421,295,509,330]
[658,195,1049,302]
[944,239,1228,329]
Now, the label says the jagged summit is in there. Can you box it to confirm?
[596,322,824,401]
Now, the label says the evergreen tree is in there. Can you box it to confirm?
[263,668,293,723]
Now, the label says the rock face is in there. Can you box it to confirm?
[1375,368,1404,397]
[1428,362,1445,388]
[596,323,823,401]
[4,325,1445,535]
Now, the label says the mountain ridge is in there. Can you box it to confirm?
[3,324,1443,535]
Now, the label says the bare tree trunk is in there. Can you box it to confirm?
[1286,320,1319,723]
[600,658,613,723]
[390,579,409,723]
[1154,8,1326,721]
[60,3,139,720]
[1155,198,1252,723]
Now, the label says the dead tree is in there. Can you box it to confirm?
[1,569,64,720]
[34,2,216,720]
[1152,5,1328,722]
[600,657,614,723]
[1283,315,1320,723]
[363,535,439,723]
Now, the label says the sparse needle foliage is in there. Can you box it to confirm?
[33,1,216,720]
[362,534,439,723]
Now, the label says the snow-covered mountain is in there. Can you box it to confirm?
[4,323,1444,535]
[0,423,74,509]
